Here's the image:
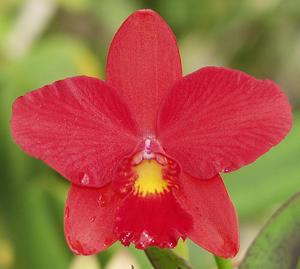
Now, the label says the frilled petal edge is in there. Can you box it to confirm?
[114,191,193,249]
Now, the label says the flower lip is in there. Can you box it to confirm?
[114,189,192,250]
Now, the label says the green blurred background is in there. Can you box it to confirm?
[0,0,299,268]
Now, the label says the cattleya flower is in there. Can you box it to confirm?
[11,9,292,258]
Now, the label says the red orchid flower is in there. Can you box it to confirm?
[11,9,292,258]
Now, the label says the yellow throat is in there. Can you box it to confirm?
[133,160,168,197]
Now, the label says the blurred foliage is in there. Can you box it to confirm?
[145,247,191,269]
[240,192,300,269]
[0,0,299,269]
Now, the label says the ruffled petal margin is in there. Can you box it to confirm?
[114,191,192,249]
[158,67,292,179]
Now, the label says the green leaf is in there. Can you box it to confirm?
[240,192,300,269]
[145,247,192,269]
[214,256,233,269]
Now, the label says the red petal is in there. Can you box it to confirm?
[158,67,292,179]
[106,9,182,134]
[175,174,239,258]
[114,191,192,249]
[11,76,139,187]
[64,184,120,255]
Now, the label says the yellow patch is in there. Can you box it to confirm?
[133,160,168,196]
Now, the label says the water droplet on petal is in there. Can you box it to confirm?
[81,173,90,185]
[117,184,132,195]
[97,194,106,207]
[65,206,70,219]
[166,240,176,248]
[136,231,154,249]
[90,216,96,223]
[120,231,133,246]
[223,167,231,173]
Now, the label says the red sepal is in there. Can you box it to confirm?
[106,9,182,134]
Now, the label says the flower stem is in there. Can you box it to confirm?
[214,256,234,269]
[174,239,189,261]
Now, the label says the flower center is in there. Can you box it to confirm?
[133,160,169,196]
[115,138,181,197]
